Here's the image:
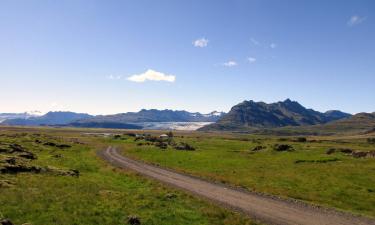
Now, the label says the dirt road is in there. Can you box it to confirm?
[99,147,375,225]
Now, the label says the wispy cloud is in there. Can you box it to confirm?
[250,38,260,46]
[347,15,366,27]
[106,75,122,80]
[247,57,257,63]
[193,38,209,47]
[270,43,277,49]
[223,61,238,67]
[127,69,176,83]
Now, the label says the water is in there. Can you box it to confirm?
[133,122,213,131]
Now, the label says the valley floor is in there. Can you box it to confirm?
[1,126,375,225]
[0,127,254,225]
[113,131,375,218]
[101,146,375,225]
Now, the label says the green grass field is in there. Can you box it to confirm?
[0,128,255,225]
[115,132,375,218]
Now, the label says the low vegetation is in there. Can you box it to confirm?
[0,128,254,225]
[117,132,375,217]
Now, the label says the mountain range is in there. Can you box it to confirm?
[1,111,92,126]
[0,109,224,128]
[200,99,351,131]
[2,100,373,133]
[0,111,43,123]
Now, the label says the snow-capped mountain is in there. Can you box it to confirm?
[0,111,43,123]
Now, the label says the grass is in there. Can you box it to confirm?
[0,128,255,225]
[116,132,375,218]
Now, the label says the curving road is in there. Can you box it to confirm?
[99,147,375,225]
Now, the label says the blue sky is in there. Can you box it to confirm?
[0,0,374,115]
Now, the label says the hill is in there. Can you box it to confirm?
[313,112,375,134]
[1,111,93,126]
[200,99,351,131]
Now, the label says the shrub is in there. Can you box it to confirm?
[251,145,266,151]
[367,138,375,144]
[295,137,307,142]
[124,133,136,137]
[273,144,294,152]
[145,136,162,142]
[154,141,168,149]
[174,142,195,151]
[339,148,353,154]
[326,148,336,155]
[295,158,339,164]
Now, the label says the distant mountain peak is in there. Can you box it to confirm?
[283,98,292,103]
[1,111,93,126]
[200,99,351,131]
[25,110,44,116]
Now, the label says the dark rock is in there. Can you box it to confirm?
[145,136,162,143]
[0,219,14,225]
[273,144,294,152]
[351,151,375,158]
[4,157,17,165]
[9,144,26,153]
[326,148,336,155]
[127,215,141,225]
[43,142,57,147]
[339,148,353,154]
[251,145,266,151]
[56,144,71,149]
[1,164,42,174]
[352,151,368,158]
[294,137,307,142]
[174,142,195,151]
[18,151,37,160]
[124,133,136,137]
[154,141,168,149]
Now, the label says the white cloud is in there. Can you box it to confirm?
[127,69,176,83]
[223,61,238,67]
[250,38,260,46]
[270,43,277,49]
[247,57,257,63]
[107,75,122,80]
[193,38,209,47]
[347,15,366,27]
